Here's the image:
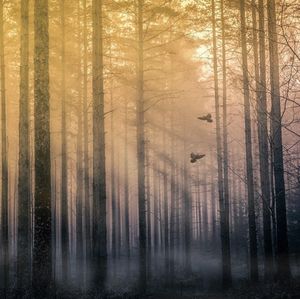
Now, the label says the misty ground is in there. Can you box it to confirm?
[49,249,300,299]
[2,247,299,298]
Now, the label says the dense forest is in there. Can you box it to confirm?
[0,0,299,298]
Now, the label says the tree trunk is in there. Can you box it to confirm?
[253,0,274,279]
[183,132,191,274]
[169,118,175,280]
[146,136,152,279]
[17,0,30,293]
[137,0,147,292]
[110,90,117,259]
[196,164,202,244]
[82,0,91,263]
[202,162,208,246]
[124,99,130,257]
[33,0,52,296]
[239,0,259,282]
[163,122,169,278]
[75,0,84,276]
[267,0,290,279]
[220,0,232,284]
[211,0,232,288]
[0,0,8,292]
[153,151,159,254]
[92,0,107,288]
[60,0,69,282]
[210,149,216,244]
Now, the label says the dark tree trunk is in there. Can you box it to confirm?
[153,152,159,254]
[124,99,130,257]
[75,0,84,274]
[60,0,69,282]
[252,0,274,279]
[210,150,216,244]
[110,91,117,259]
[220,0,232,284]
[169,108,175,281]
[33,0,52,296]
[183,134,191,274]
[0,0,8,293]
[163,123,169,277]
[146,137,152,279]
[82,0,91,262]
[267,0,290,279]
[202,162,208,246]
[239,0,259,282]
[17,0,30,293]
[196,164,202,244]
[92,0,107,288]
[137,0,147,292]
[211,0,232,288]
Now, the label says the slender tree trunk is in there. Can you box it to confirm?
[183,133,191,274]
[210,150,216,244]
[163,121,169,277]
[175,164,180,256]
[33,0,52,296]
[82,0,91,262]
[239,0,259,282]
[211,0,232,288]
[137,0,147,292]
[202,163,208,246]
[220,0,232,283]
[124,99,130,257]
[267,0,290,279]
[153,153,159,254]
[231,149,239,248]
[146,136,152,279]
[76,90,84,275]
[92,0,107,288]
[60,0,69,282]
[0,0,8,292]
[252,0,274,279]
[169,123,176,279]
[17,0,30,293]
[110,91,117,259]
[159,175,163,251]
[196,164,202,244]
[116,146,121,256]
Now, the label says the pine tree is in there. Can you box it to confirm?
[17,0,30,292]
[33,0,52,296]
[239,0,258,282]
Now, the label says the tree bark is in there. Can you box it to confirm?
[253,0,274,279]
[137,0,147,292]
[33,0,52,296]
[211,0,232,288]
[82,0,91,262]
[110,89,117,259]
[267,0,290,279]
[239,0,259,282]
[220,0,232,284]
[92,0,107,288]
[17,0,30,293]
[124,99,130,257]
[0,0,8,293]
[60,0,69,282]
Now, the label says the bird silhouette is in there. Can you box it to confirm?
[190,153,206,163]
[198,113,213,123]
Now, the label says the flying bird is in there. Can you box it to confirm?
[190,153,206,163]
[198,113,213,123]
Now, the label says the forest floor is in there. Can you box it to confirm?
[52,278,300,299]
[137,279,300,299]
